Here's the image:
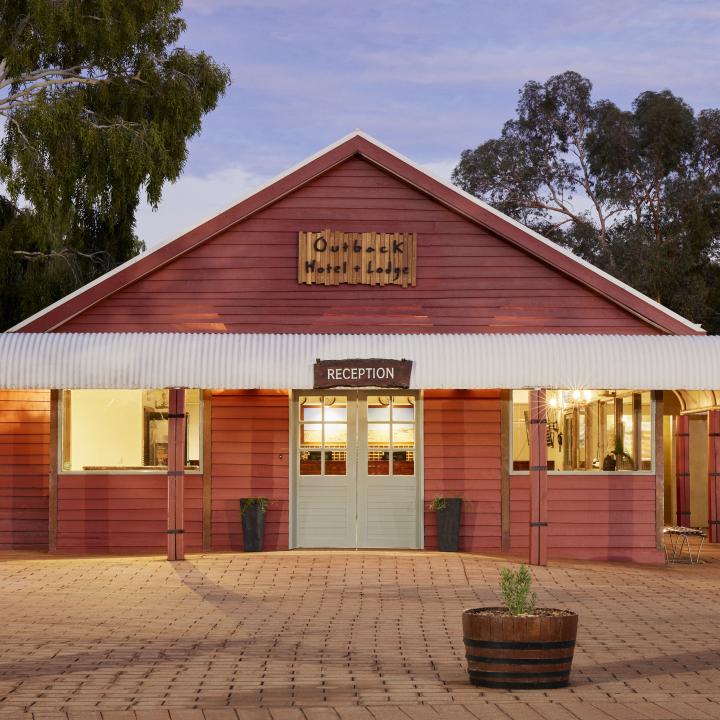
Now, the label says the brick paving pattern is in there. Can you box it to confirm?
[0,549,719,719]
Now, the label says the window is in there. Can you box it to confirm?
[298,395,348,476]
[367,395,416,476]
[61,389,202,472]
[511,389,652,473]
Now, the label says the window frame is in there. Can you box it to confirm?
[509,389,656,476]
[58,388,204,475]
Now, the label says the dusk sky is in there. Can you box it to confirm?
[136,0,720,247]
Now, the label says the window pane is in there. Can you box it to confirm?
[641,392,652,469]
[512,388,652,474]
[325,450,346,475]
[367,396,391,421]
[300,396,322,422]
[512,390,530,471]
[392,423,415,447]
[393,451,414,475]
[61,389,201,472]
[368,450,390,475]
[392,396,415,422]
[300,450,321,475]
[300,423,322,447]
[324,396,347,422]
[368,423,390,446]
[185,389,201,468]
[324,423,347,447]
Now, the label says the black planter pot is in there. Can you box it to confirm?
[436,498,462,551]
[240,499,265,552]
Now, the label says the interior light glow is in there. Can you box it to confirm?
[572,389,581,401]
[583,390,593,402]
[549,396,558,408]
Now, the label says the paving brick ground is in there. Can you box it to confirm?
[0,549,719,719]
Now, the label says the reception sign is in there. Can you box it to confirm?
[314,358,413,388]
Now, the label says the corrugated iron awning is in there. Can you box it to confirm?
[1,332,720,390]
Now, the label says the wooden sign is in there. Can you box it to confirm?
[298,229,416,287]
[314,359,413,389]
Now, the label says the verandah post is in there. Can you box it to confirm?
[167,387,186,561]
[675,414,691,527]
[528,389,548,566]
[709,410,720,543]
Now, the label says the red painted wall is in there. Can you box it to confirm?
[210,390,289,551]
[57,157,661,335]
[0,390,50,550]
[510,473,661,563]
[56,473,202,554]
[424,390,502,552]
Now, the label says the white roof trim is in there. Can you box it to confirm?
[8,130,702,333]
[2,333,719,390]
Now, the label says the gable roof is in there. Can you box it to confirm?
[9,130,704,335]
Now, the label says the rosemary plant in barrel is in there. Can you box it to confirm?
[462,565,578,689]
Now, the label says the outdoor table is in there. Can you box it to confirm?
[663,526,706,564]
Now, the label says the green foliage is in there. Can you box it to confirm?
[453,71,720,332]
[430,497,447,511]
[499,564,537,616]
[240,498,268,515]
[0,0,230,329]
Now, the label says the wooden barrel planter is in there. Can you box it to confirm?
[462,607,578,689]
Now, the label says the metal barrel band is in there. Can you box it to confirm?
[465,654,573,665]
[167,470,184,476]
[168,413,185,418]
[468,677,569,689]
[463,638,575,650]
[469,669,569,679]
[529,418,547,424]
[529,465,547,471]
[530,521,548,527]
[166,529,185,534]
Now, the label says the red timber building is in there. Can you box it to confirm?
[2,132,720,564]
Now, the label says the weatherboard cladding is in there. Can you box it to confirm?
[27,156,671,335]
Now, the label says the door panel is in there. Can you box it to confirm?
[297,477,355,547]
[357,393,419,548]
[296,393,356,548]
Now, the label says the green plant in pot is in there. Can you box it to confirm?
[430,496,462,551]
[239,497,268,552]
[462,564,578,689]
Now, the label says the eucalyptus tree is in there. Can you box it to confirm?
[453,71,720,330]
[0,0,230,328]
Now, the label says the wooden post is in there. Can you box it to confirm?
[167,388,186,561]
[708,409,720,543]
[528,389,548,566]
[48,389,60,552]
[653,391,664,550]
[500,390,511,552]
[202,390,213,552]
[675,414,691,527]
